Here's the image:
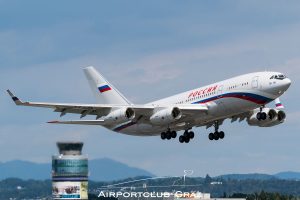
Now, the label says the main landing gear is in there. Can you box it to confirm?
[161,129,177,140]
[160,129,195,143]
[208,121,225,141]
[179,130,195,144]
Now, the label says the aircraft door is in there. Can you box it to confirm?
[252,76,259,89]
[217,85,224,98]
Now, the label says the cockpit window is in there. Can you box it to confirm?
[277,75,286,80]
[270,74,287,80]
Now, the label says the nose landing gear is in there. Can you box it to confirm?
[256,106,267,121]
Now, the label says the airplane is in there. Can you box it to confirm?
[7,66,291,143]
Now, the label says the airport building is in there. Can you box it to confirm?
[52,142,88,200]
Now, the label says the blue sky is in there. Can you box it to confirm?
[1,0,300,177]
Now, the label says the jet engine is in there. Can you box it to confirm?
[262,110,286,127]
[150,107,182,125]
[104,108,135,124]
[247,108,286,127]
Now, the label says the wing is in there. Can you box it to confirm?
[7,89,153,118]
[7,90,208,124]
[7,89,112,118]
[48,120,105,125]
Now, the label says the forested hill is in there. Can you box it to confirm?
[3,175,300,199]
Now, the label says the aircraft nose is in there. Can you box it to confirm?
[285,78,292,89]
[278,78,292,94]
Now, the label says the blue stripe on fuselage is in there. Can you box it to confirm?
[192,92,273,105]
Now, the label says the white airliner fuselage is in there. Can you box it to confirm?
[115,72,291,135]
[8,67,291,143]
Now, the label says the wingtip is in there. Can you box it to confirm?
[47,120,59,124]
[6,89,14,97]
[7,89,22,104]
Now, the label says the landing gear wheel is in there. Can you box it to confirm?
[209,133,214,140]
[219,131,225,139]
[257,112,267,121]
[214,132,219,140]
[209,121,225,141]
[188,131,195,139]
[179,135,185,143]
[184,136,190,143]
[261,112,267,120]
[161,132,166,140]
[166,131,172,140]
[183,131,189,138]
[256,112,262,121]
[171,131,177,138]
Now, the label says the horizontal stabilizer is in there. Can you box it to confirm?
[48,120,105,125]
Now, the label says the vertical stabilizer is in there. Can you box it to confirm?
[83,66,131,105]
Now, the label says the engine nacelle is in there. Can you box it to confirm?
[277,110,286,122]
[263,110,286,127]
[150,107,182,125]
[247,108,286,127]
[104,108,135,124]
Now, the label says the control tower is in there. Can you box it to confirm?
[52,142,88,200]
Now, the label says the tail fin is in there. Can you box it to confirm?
[83,66,132,105]
[275,98,284,109]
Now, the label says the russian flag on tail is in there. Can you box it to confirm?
[275,98,284,109]
[98,85,111,93]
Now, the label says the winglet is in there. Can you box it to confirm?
[6,89,23,105]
